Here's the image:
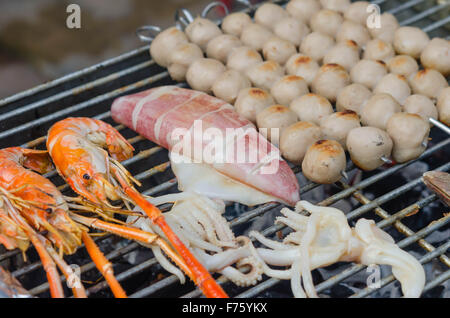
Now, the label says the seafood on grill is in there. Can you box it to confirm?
[110,86,300,206]
[46,117,228,298]
[0,147,87,298]
[249,201,426,298]
[128,192,264,287]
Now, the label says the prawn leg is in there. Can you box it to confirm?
[81,231,126,298]
[71,213,193,280]
[112,168,228,298]
[45,242,87,298]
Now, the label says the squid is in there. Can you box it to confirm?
[111,86,300,206]
[249,201,426,298]
[128,192,264,287]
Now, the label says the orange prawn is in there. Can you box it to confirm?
[47,117,228,298]
[0,147,160,298]
[0,147,86,297]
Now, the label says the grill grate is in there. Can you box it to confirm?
[0,0,449,298]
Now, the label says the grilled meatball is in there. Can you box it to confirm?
[234,87,275,123]
[336,83,372,114]
[386,113,430,163]
[320,110,361,149]
[346,127,393,171]
[240,23,274,51]
[374,73,411,104]
[186,58,226,93]
[290,93,334,125]
[285,54,320,85]
[262,37,297,66]
[227,46,263,73]
[212,69,251,104]
[420,38,450,76]
[206,34,242,63]
[344,1,371,25]
[273,17,310,46]
[300,32,335,62]
[302,140,346,184]
[387,55,419,78]
[350,59,387,90]
[393,26,430,59]
[363,39,396,63]
[311,64,350,103]
[256,105,298,145]
[271,75,309,106]
[336,20,371,47]
[369,13,399,43]
[167,42,203,82]
[437,87,450,126]
[403,94,438,123]
[310,9,344,38]
[409,69,448,100]
[280,121,322,164]
[360,93,401,130]
[286,0,321,24]
[150,27,188,67]
[246,60,285,91]
[254,3,288,30]
[185,17,222,51]
[320,0,351,13]
[221,12,252,37]
[323,40,360,71]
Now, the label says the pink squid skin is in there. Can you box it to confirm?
[111,86,300,206]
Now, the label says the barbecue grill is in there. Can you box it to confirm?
[0,0,449,298]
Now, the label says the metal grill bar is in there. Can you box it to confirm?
[0,0,448,299]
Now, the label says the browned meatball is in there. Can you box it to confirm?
[437,87,450,126]
[256,105,298,145]
[185,17,222,51]
[150,27,189,67]
[350,59,387,90]
[311,64,350,102]
[285,54,320,85]
[420,38,450,76]
[271,75,309,106]
[323,40,360,71]
[246,61,285,91]
[234,87,274,123]
[302,140,347,184]
[336,83,372,114]
[310,9,344,38]
[290,93,334,125]
[221,12,252,37]
[387,55,419,78]
[409,69,448,100]
[300,32,335,62]
[320,111,361,149]
[346,127,393,171]
[393,26,430,59]
[374,73,411,104]
[386,113,430,163]
[360,93,401,130]
[280,121,322,164]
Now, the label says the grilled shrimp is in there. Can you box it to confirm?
[0,147,85,297]
[47,117,228,298]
